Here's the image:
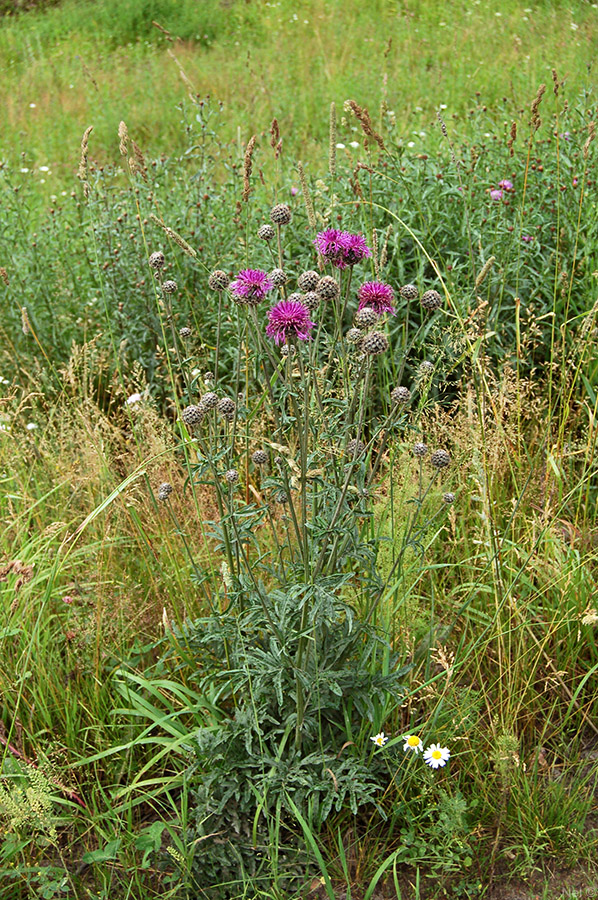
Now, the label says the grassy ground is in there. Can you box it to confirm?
[1,2,598,899]
[0,0,597,184]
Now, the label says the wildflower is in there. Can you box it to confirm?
[217,397,236,419]
[269,268,287,287]
[302,291,320,311]
[420,289,442,311]
[149,251,165,269]
[403,735,423,753]
[413,442,428,457]
[316,275,340,301]
[125,392,142,406]
[354,307,378,329]
[400,283,419,300]
[423,744,450,769]
[230,269,273,305]
[290,186,299,196]
[258,224,275,241]
[252,450,268,465]
[270,203,292,225]
[158,482,173,501]
[430,449,451,469]
[62,595,74,604]
[370,732,389,747]
[199,391,219,410]
[266,300,315,345]
[362,331,389,355]
[489,189,503,201]
[225,469,239,484]
[162,280,178,294]
[297,270,320,292]
[314,228,345,264]
[179,327,192,339]
[346,327,363,345]
[181,405,204,426]
[498,179,514,191]
[522,235,533,243]
[358,281,396,315]
[339,231,372,267]
[391,386,411,404]
[208,270,230,292]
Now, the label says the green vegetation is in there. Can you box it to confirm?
[1,2,598,898]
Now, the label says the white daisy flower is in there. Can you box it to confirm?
[423,744,450,769]
[370,731,389,748]
[403,734,423,753]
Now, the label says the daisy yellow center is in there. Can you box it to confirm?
[407,736,420,747]
[432,750,442,760]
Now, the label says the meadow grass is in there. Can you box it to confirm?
[0,0,597,184]
[1,2,598,899]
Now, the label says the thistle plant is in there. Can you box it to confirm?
[149,202,455,895]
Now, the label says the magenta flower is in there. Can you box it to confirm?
[314,229,345,263]
[489,189,503,201]
[357,281,395,315]
[266,300,315,345]
[290,186,299,196]
[339,231,372,267]
[499,179,514,191]
[314,229,372,268]
[522,235,533,243]
[229,269,273,305]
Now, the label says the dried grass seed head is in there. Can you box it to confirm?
[270,203,292,225]
[208,270,230,292]
[362,331,389,355]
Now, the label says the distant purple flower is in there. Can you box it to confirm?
[573,177,579,187]
[266,300,315,345]
[314,229,371,269]
[229,269,273,305]
[490,189,503,201]
[339,231,372,267]
[290,186,299,196]
[560,131,571,141]
[522,235,533,243]
[499,179,514,191]
[357,281,395,315]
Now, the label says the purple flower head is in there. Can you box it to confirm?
[339,231,372,267]
[560,131,571,141]
[522,235,533,243]
[314,229,345,263]
[499,179,514,191]
[266,300,315,345]
[314,229,372,268]
[489,189,503,201]
[290,186,299,196]
[357,281,396,315]
[229,269,273,305]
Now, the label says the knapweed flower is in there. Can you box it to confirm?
[314,228,345,264]
[370,732,389,747]
[358,281,396,315]
[339,231,371,267]
[229,269,273,305]
[403,735,423,753]
[266,300,315,345]
[423,744,450,769]
[498,179,514,191]
[489,189,503,201]
[314,229,371,269]
[522,235,534,243]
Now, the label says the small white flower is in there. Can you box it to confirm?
[423,744,450,769]
[26,422,38,430]
[29,103,36,108]
[336,142,346,149]
[349,141,360,148]
[39,166,50,172]
[439,104,447,110]
[125,392,142,406]
[407,141,416,148]
[571,22,579,31]
[403,734,423,753]
[370,731,389,747]
[20,168,29,173]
